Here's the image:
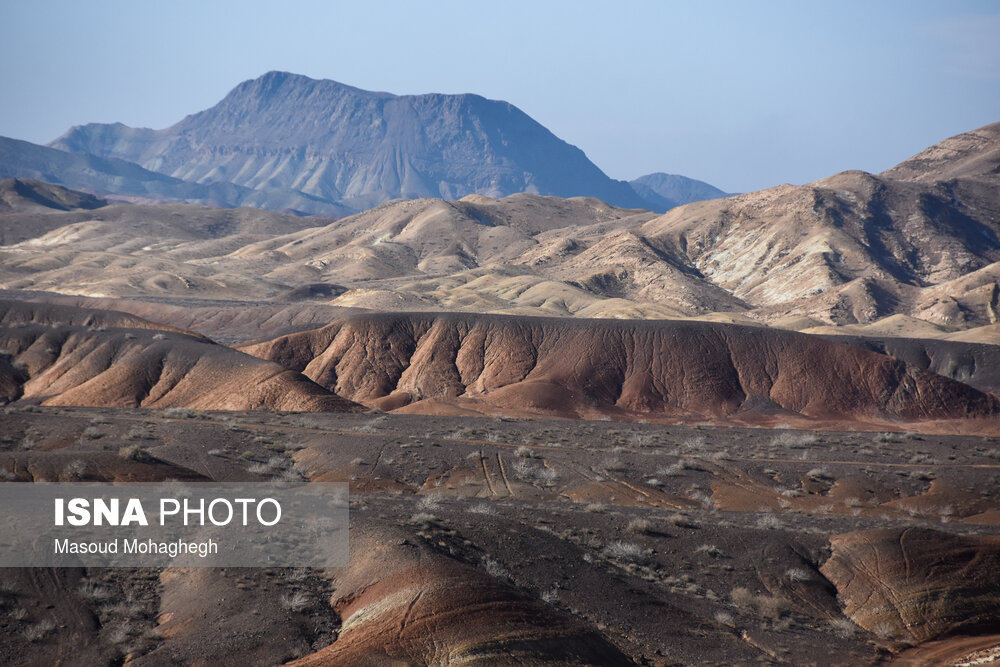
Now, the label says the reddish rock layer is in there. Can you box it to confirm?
[241,312,1000,424]
[0,301,359,412]
[821,528,1000,643]
[287,526,634,666]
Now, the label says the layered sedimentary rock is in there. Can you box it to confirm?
[241,312,1000,424]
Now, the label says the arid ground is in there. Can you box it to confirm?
[1,406,998,665]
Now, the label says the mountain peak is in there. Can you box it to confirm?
[48,73,648,211]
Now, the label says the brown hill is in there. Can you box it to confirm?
[240,312,1000,429]
[287,525,634,666]
[821,528,1000,643]
[0,300,359,412]
[0,298,200,337]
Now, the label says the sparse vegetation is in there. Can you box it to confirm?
[603,541,649,565]
[280,591,310,612]
[118,445,155,463]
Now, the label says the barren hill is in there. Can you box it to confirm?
[637,122,1000,327]
[3,122,999,333]
[240,312,1000,429]
[0,300,359,412]
[50,71,648,211]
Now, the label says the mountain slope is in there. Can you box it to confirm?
[0,135,350,216]
[49,71,649,210]
[637,122,1000,326]
[629,172,730,212]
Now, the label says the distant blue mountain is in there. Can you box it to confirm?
[49,71,650,211]
[628,173,731,212]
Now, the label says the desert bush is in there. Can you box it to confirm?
[118,445,155,463]
[756,513,783,529]
[755,594,788,620]
[22,619,55,642]
[280,591,310,612]
[467,503,496,515]
[714,610,734,626]
[786,567,811,583]
[483,558,510,579]
[76,582,112,603]
[829,617,856,638]
[604,541,649,565]
[666,513,699,529]
[600,457,626,472]
[806,467,833,481]
[695,544,724,558]
[772,432,819,449]
[417,494,442,511]
[689,489,716,510]
[872,622,896,640]
[626,518,653,535]
[730,586,754,608]
[514,446,535,458]
[62,460,86,480]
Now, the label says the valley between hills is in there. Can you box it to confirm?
[0,73,999,665]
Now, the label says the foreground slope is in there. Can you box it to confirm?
[3,407,997,664]
[240,312,1000,430]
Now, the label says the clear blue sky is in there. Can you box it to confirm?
[1,0,998,193]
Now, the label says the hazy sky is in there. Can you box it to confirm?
[2,0,998,193]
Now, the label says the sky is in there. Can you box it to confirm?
[1,0,998,193]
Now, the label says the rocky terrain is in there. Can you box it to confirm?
[1,406,998,665]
